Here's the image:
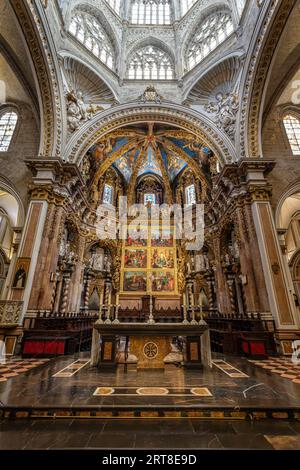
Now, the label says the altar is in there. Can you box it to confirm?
[91,322,212,369]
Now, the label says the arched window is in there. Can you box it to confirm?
[131,0,171,25]
[185,184,196,205]
[144,193,156,206]
[69,12,114,69]
[283,114,300,155]
[128,45,174,80]
[186,11,234,70]
[180,0,197,16]
[236,0,246,16]
[103,184,114,204]
[105,0,121,15]
[0,111,18,152]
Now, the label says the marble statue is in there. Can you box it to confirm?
[205,92,239,139]
[103,254,112,273]
[66,89,103,132]
[90,249,104,271]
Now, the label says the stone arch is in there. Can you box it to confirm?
[127,36,176,67]
[275,180,300,230]
[183,51,243,103]
[0,176,25,228]
[10,0,64,157]
[181,2,234,67]
[238,0,295,159]
[66,2,121,63]
[58,52,119,102]
[65,102,237,165]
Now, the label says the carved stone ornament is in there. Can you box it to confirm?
[66,88,104,133]
[271,262,280,275]
[138,86,164,104]
[205,92,239,141]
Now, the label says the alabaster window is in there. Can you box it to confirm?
[186,12,234,70]
[283,114,300,155]
[131,0,171,25]
[144,193,156,205]
[180,0,197,16]
[128,45,174,79]
[69,12,114,69]
[105,0,121,15]
[103,184,114,204]
[185,184,196,205]
[0,111,18,152]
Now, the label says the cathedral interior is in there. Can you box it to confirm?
[1,0,300,453]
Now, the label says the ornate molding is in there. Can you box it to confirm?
[66,102,237,164]
[240,0,295,158]
[11,0,63,157]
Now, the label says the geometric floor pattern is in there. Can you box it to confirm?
[212,359,249,378]
[248,357,300,384]
[93,386,213,397]
[0,358,50,382]
[52,359,90,378]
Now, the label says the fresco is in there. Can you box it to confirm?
[138,145,162,177]
[88,132,214,184]
[114,148,139,181]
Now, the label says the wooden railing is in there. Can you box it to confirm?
[0,301,23,326]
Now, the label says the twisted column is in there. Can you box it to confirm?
[207,280,215,310]
[60,276,70,315]
[83,274,92,311]
[226,278,236,316]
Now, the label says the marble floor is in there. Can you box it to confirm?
[0,353,300,449]
[0,417,300,449]
[0,353,300,410]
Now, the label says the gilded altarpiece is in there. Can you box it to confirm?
[121,225,178,295]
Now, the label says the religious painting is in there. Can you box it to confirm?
[124,249,147,269]
[151,248,174,269]
[151,227,174,247]
[125,233,147,247]
[138,146,162,178]
[114,148,138,182]
[151,272,175,292]
[124,272,147,292]
[12,258,30,289]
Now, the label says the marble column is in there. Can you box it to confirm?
[27,202,66,313]
[212,236,231,314]
[9,199,48,322]
[67,236,86,313]
[234,204,262,313]
[252,200,299,331]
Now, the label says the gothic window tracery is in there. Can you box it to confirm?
[0,111,18,152]
[131,0,171,25]
[105,0,121,15]
[103,184,114,204]
[69,12,114,69]
[186,11,234,70]
[144,193,156,206]
[127,45,174,79]
[180,0,197,17]
[185,184,196,205]
[283,114,300,155]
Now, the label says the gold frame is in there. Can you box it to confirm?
[121,225,178,295]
